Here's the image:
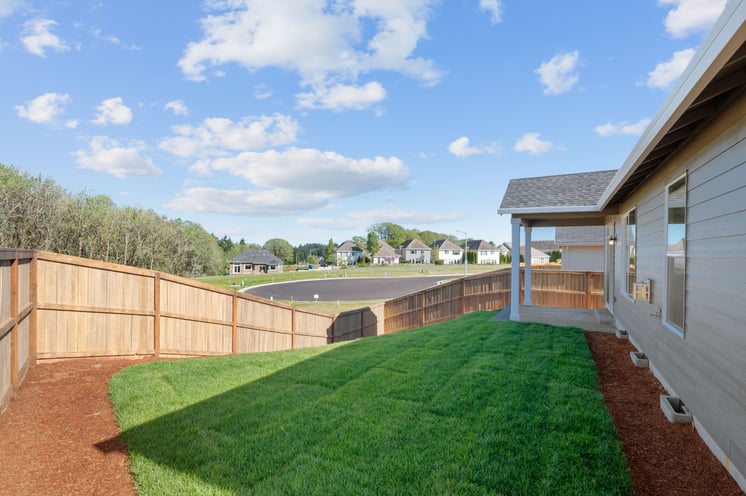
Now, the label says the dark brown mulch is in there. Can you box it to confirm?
[0,335,743,495]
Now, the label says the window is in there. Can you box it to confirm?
[625,208,637,299]
[666,175,686,334]
[232,264,240,274]
[244,264,252,271]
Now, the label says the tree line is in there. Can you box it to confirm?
[1,164,474,276]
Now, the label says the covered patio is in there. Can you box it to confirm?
[493,305,617,333]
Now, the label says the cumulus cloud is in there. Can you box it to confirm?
[74,136,161,178]
[595,118,651,137]
[201,148,408,197]
[513,132,554,154]
[298,208,462,231]
[92,97,133,125]
[165,187,332,216]
[647,48,695,89]
[659,0,726,38]
[448,136,481,158]
[297,81,386,111]
[178,0,440,108]
[164,99,189,116]
[21,18,69,56]
[15,92,70,124]
[166,149,409,215]
[159,114,300,158]
[479,0,503,24]
[535,50,580,95]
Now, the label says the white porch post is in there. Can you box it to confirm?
[524,226,532,305]
[510,218,521,321]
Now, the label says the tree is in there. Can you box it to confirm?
[366,231,380,257]
[263,238,294,264]
[549,250,562,263]
[369,222,407,247]
[324,238,337,266]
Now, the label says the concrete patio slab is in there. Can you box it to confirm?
[493,305,618,333]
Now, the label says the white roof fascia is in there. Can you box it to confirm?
[497,205,599,216]
[598,0,746,209]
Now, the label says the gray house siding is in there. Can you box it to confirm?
[608,90,746,481]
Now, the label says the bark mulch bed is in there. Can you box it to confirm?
[0,334,743,495]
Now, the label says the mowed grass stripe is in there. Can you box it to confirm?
[110,311,632,495]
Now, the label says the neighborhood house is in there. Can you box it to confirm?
[229,249,284,274]
[431,239,464,264]
[499,2,746,490]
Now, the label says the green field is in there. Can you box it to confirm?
[110,312,632,495]
[196,263,507,291]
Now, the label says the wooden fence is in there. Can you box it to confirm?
[1,248,603,413]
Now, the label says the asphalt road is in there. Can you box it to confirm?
[243,275,453,302]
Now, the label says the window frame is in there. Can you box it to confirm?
[664,173,687,337]
[623,207,637,301]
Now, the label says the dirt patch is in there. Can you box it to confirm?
[0,335,743,495]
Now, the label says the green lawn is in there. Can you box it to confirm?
[110,312,632,495]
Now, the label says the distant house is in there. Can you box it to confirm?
[431,239,463,264]
[502,242,550,264]
[532,239,560,253]
[467,239,500,264]
[398,238,431,264]
[229,249,283,274]
[335,240,364,265]
[498,4,746,490]
[372,241,399,265]
[555,226,605,271]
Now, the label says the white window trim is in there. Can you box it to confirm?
[623,207,637,302]
[663,173,687,338]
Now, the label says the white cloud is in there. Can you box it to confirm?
[513,132,553,154]
[595,118,651,137]
[166,147,409,215]
[479,0,503,24]
[74,136,161,178]
[658,0,726,39]
[298,208,462,231]
[297,81,386,110]
[0,0,22,18]
[15,92,70,124]
[21,18,69,56]
[448,136,481,158]
[159,114,300,158]
[647,48,695,89]
[64,119,78,129]
[254,84,272,100]
[166,187,332,216]
[178,0,440,107]
[164,99,189,116]
[535,50,580,95]
[92,97,133,125]
[202,147,408,197]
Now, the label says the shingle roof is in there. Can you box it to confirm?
[399,238,430,250]
[503,242,551,259]
[431,239,462,251]
[230,249,283,265]
[555,226,605,245]
[374,241,397,257]
[499,170,616,211]
[336,240,362,253]
[467,239,496,250]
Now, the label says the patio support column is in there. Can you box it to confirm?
[524,226,533,306]
[510,218,521,321]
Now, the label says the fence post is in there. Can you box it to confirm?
[292,307,297,348]
[231,293,238,354]
[360,309,364,338]
[154,273,161,356]
[29,253,37,360]
[461,278,467,315]
[10,252,19,386]
[585,272,593,309]
[421,292,426,327]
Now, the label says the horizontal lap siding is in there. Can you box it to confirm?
[612,92,746,478]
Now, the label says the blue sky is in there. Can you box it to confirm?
[0,0,727,246]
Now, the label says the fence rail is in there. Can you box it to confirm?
[1,248,604,413]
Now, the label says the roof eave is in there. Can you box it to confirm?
[598,0,746,209]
